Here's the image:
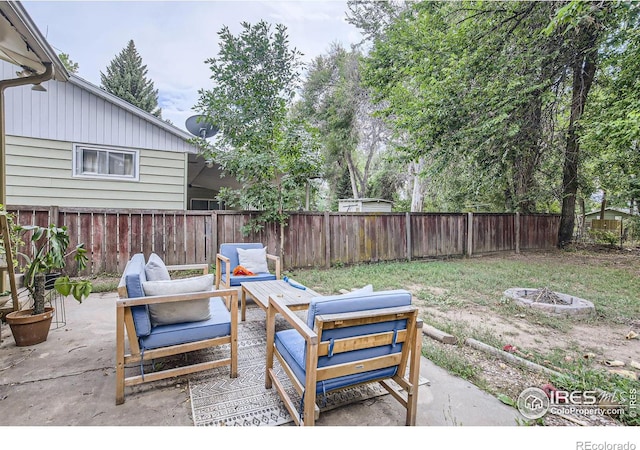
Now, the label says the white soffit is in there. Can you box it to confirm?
[0,11,45,73]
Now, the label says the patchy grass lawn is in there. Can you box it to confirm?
[287,249,640,323]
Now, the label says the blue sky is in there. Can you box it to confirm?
[24,1,363,133]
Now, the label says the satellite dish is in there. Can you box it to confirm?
[185,115,218,139]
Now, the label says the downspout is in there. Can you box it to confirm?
[0,62,53,206]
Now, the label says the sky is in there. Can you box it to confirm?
[23,0,364,133]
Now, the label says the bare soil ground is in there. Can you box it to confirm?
[417,246,640,426]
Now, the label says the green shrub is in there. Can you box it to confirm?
[588,229,620,246]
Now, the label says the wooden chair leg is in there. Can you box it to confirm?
[406,323,423,425]
[115,306,126,405]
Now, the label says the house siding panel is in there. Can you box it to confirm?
[1,60,196,154]
[6,136,186,209]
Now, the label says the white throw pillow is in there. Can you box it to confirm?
[341,284,374,297]
[237,247,269,273]
[143,274,214,326]
[145,253,170,281]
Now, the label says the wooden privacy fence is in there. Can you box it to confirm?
[8,206,560,276]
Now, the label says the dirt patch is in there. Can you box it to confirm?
[418,248,640,426]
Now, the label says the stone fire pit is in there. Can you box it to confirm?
[503,287,595,318]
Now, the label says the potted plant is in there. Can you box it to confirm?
[5,224,92,346]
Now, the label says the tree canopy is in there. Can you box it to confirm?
[100,40,162,118]
[194,21,322,234]
[355,0,639,244]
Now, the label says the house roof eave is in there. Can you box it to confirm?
[0,1,68,81]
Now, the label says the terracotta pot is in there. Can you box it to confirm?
[5,307,54,346]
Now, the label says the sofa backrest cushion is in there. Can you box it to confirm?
[220,243,265,271]
[145,253,171,281]
[143,274,214,326]
[120,253,152,337]
[306,284,373,330]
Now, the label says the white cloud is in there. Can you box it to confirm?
[25,0,362,132]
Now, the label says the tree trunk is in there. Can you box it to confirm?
[32,272,46,315]
[578,197,586,239]
[345,151,360,198]
[557,30,598,247]
[410,159,425,212]
[599,191,606,220]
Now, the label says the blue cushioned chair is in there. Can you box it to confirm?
[215,243,281,289]
[265,289,423,426]
[115,253,238,405]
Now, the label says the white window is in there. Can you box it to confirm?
[73,145,139,181]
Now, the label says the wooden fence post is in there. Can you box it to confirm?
[49,205,59,226]
[211,211,218,265]
[324,212,331,269]
[515,212,520,254]
[467,212,473,257]
[405,212,412,261]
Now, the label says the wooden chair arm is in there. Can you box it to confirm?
[215,254,231,289]
[268,294,317,343]
[266,253,281,279]
[216,254,230,264]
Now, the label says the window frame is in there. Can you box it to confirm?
[72,144,140,181]
[190,198,224,210]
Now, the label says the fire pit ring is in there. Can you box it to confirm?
[503,288,595,318]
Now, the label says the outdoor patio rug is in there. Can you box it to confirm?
[188,306,427,426]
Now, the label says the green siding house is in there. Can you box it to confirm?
[0,1,237,211]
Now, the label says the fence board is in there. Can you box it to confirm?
[6,206,560,276]
[79,213,92,275]
[130,214,142,256]
[92,213,105,274]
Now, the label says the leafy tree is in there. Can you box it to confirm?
[581,8,640,216]
[363,2,567,213]
[194,21,322,241]
[100,40,161,118]
[360,0,638,236]
[58,52,79,74]
[298,43,395,209]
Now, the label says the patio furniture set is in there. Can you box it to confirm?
[116,243,423,426]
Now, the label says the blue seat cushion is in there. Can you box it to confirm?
[274,290,412,393]
[219,243,266,272]
[221,272,276,286]
[275,329,397,393]
[138,297,231,350]
[121,253,152,337]
[306,289,412,335]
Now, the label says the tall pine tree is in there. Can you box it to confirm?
[100,40,161,118]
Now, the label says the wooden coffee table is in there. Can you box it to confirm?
[240,279,319,321]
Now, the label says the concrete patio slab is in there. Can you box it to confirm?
[0,291,523,427]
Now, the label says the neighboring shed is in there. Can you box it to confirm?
[584,208,636,228]
[338,198,393,213]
